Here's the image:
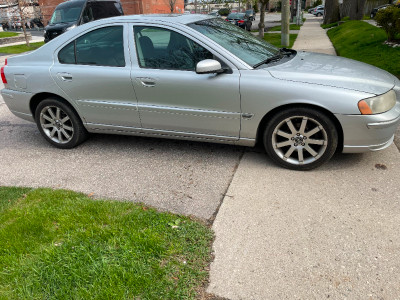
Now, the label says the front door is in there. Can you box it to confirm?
[130,25,241,140]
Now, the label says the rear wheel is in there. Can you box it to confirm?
[263,107,338,170]
[35,98,89,149]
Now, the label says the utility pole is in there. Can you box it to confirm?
[281,0,290,46]
[296,0,302,25]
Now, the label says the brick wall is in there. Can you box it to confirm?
[39,0,184,25]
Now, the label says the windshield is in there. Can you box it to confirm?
[50,1,85,25]
[188,18,280,67]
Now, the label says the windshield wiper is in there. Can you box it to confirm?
[253,53,282,68]
[280,47,296,56]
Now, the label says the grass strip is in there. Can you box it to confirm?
[263,33,298,48]
[327,20,400,78]
[0,32,19,38]
[0,187,213,299]
[0,41,45,54]
[321,22,338,29]
[268,24,302,31]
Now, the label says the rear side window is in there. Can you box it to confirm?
[58,26,125,67]
[88,1,123,19]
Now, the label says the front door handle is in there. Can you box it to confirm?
[136,77,156,87]
[57,72,73,81]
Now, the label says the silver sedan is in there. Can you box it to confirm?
[1,15,400,170]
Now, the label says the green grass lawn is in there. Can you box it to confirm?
[0,187,213,299]
[321,22,338,29]
[0,32,19,38]
[263,33,298,48]
[269,24,302,31]
[327,20,400,78]
[0,41,45,54]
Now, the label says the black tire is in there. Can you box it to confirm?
[263,107,338,171]
[317,12,322,17]
[247,22,252,31]
[35,98,89,149]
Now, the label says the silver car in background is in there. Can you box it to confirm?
[1,15,400,170]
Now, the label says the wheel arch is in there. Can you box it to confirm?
[256,103,344,152]
[29,93,83,122]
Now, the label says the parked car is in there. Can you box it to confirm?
[225,13,252,30]
[208,10,220,16]
[2,15,400,170]
[44,0,123,43]
[308,4,323,13]
[29,18,44,28]
[370,1,400,18]
[245,9,255,21]
[312,6,324,17]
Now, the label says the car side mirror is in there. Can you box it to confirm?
[82,16,90,23]
[196,59,224,74]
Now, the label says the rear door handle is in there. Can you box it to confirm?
[57,72,73,81]
[136,77,156,87]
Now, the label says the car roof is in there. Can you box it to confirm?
[103,14,214,25]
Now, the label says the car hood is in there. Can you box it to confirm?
[45,21,76,31]
[266,51,395,95]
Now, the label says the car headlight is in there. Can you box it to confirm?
[358,90,396,115]
[65,25,76,32]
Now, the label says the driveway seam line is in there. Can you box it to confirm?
[207,149,245,226]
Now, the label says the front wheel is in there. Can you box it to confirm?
[263,107,338,171]
[35,98,89,149]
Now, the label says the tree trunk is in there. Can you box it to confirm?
[258,1,267,38]
[281,0,290,46]
[324,0,340,24]
[17,0,29,46]
[349,0,366,20]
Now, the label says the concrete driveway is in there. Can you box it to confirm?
[0,79,243,220]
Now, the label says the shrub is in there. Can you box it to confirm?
[376,6,400,41]
[253,0,259,14]
[218,8,230,16]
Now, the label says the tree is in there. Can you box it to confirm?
[166,0,178,13]
[349,0,366,20]
[258,0,269,38]
[323,0,340,24]
[4,0,37,46]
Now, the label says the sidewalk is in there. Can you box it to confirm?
[0,34,44,48]
[207,16,400,299]
[292,16,336,55]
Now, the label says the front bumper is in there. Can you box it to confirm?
[336,101,400,153]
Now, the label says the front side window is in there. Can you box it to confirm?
[89,1,124,19]
[58,26,125,67]
[134,26,213,71]
[188,18,280,67]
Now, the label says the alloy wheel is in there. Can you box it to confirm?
[271,116,328,165]
[39,106,74,144]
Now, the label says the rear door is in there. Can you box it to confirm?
[50,24,141,129]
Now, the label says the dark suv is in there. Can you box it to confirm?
[44,0,123,42]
